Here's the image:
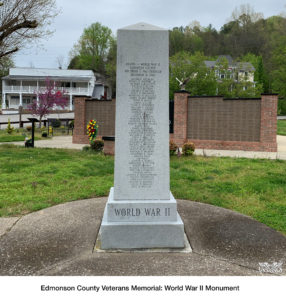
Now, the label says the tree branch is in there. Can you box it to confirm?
[0,47,19,59]
[0,19,38,42]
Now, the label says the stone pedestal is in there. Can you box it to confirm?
[99,23,185,249]
[100,188,184,249]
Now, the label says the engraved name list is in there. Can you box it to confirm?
[125,62,162,189]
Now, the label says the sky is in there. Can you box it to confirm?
[13,0,286,69]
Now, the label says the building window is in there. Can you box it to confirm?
[23,98,32,104]
[220,74,225,79]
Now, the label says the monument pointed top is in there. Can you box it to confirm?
[119,22,166,31]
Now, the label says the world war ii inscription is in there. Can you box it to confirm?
[126,62,162,189]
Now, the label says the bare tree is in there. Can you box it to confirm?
[0,0,58,59]
[56,54,65,69]
[230,4,264,24]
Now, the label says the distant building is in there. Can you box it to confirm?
[205,55,255,89]
[1,68,112,111]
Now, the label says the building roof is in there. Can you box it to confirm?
[3,67,95,81]
[216,55,234,64]
[204,60,216,68]
[204,55,255,71]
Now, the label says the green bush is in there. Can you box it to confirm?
[90,139,104,152]
[182,142,195,156]
[82,146,90,152]
[278,99,286,115]
[169,140,178,155]
[41,132,48,138]
[51,119,61,128]
[6,119,14,134]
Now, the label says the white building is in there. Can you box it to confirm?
[2,68,110,111]
[205,55,256,87]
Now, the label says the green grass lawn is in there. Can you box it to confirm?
[0,135,26,142]
[0,145,285,235]
[0,127,45,142]
[277,120,286,135]
[0,126,71,143]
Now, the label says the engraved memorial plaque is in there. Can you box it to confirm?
[114,24,170,200]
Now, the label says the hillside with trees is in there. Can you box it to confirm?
[168,5,286,112]
[66,5,286,112]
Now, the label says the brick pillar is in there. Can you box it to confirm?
[73,97,88,144]
[260,94,278,152]
[173,91,189,147]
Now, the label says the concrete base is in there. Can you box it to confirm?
[95,233,191,253]
[99,189,185,249]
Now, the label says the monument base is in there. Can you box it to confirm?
[98,188,185,249]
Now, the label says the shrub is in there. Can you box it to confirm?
[169,140,178,155]
[51,119,61,128]
[90,139,104,152]
[42,132,48,138]
[82,145,90,152]
[6,119,14,134]
[26,125,32,131]
[182,142,195,156]
[278,99,286,115]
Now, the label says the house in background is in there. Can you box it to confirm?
[205,55,256,89]
[1,68,112,111]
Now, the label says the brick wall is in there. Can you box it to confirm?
[188,96,261,141]
[173,91,189,146]
[103,140,115,155]
[85,99,115,136]
[73,97,116,144]
[173,92,278,152]
[74,93,278,152]
[73,97,87,144]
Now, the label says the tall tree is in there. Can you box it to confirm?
[240,53,269,93]
[169,51,217,98]
[68,22,114,73]
[0,55,13,106]
[105,38,117,96]
[0,0,58,59]
[271,38,286,99]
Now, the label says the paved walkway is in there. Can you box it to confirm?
[0,198,285,276]
[195,135,286,160]
[3,135,286,160]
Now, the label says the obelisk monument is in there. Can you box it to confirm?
[99,23,184,249]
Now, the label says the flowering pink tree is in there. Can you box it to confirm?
[28,78,68,127]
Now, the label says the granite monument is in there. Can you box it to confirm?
[99,23,185,249]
